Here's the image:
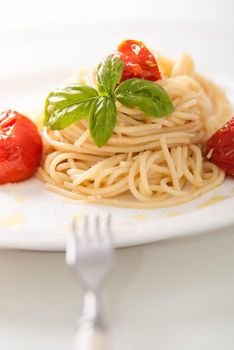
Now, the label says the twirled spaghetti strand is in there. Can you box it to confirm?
[37,54,232,208]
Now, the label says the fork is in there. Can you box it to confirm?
[66,214,115,350]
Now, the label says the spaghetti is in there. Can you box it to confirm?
[37,53,233,208]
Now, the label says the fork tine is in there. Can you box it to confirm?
[70,213,114,254]
[95,214,102,243]
[72,218,80,245]
[77,215,91,246]
[99,213,113,245]
[66,220,77,266]
[89,214,100,244]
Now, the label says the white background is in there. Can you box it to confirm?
[0,228,234,350]
[1,0,234,31]
[1,1,234,349]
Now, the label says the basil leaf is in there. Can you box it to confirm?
[44,84,98,130]
[89,96,117,148]
[97,56,124,96]
[115,78,174,117]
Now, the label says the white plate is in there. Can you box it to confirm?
[0,18,234,250]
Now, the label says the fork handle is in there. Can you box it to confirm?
[74,292,109,350]
[74,325,109,350]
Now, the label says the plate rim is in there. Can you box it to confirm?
[0,194,233,251]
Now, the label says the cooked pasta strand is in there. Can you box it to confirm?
[38,54,232,208]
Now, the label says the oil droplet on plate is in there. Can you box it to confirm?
[134,214,147,221]
[167,211,183,217]
[197,195,228,209]
[10,184,22,193]
[15,196,28,204]
[117,221,134,227]
[73,213,85,221]
[69,213,85,230]
[0,213,25,227]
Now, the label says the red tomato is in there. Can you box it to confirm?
[0,110,42,184]
[207,117,234,176]
[113,39,161,82]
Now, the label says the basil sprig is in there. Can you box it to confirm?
[89,97,117,147]
[115,78,173,117]
[44,85,98,130]
[97,56,124,96]
[44,56,174,148]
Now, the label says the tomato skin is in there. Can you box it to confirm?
[113,39,161,82]
[207,117,234,176]
[0,110,42,184]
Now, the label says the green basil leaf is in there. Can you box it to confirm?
[97,56,124,96]
[89,96,117,148]
[115,78,174,117]
[44,84,99,130]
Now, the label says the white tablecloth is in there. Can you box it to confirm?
[0,226,234,349]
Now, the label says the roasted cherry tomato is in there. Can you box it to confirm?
[207,117,234,176]
[0,110,42,184]
[113,39,161,82]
